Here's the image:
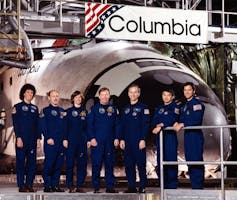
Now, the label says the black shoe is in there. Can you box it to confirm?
[52,187,64,192]
[139,187,146,193]
[68,187,76,193]
[76,187,85,193]
[106,188,118,193]
[124,187,137,193]
[94,189,100,193]
[27,187,36,192]
[44,187,54,193]
[19,186,28,192]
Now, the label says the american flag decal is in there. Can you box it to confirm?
[85,3,123,38]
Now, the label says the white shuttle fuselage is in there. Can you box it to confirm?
[0,41,231,178]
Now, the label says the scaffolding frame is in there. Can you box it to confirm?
[0,0,236,41]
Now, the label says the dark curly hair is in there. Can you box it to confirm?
[70,90,84,105]
[19,84,36,100]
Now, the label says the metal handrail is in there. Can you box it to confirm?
[159,125,237,200]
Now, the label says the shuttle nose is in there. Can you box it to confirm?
[22,41,230,177]
[84,57,231,176]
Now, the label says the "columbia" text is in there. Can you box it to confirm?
[109,15,201,36]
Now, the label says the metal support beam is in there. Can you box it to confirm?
[0,13,18,16]
[17,0,21,45]
[221,0,225,37]
[190,0,202,10]
[207,0,212,25]
[160,130,164,200]
[0,46,26,53]
[0,34,24,39]
[59,0,62,27]
[220,127,225,200]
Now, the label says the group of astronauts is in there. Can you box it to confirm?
[12,82,205,193]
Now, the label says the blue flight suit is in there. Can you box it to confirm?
[65,106,87,188]
[39,104,66,189]
[121,102,150,190]
[180,96,205,189]
[12,101,40,188]
[152,101,179,189]
[87,103,120,190]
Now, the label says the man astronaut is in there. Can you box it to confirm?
[39,90,67,192]
[120,84,150,193]
[87,87,120,193]
[174,82,205,189]
[152,89,179,189]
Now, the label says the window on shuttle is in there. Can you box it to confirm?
[135,60,179,68]
[9,77,12,86]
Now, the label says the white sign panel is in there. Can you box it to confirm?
[85,3,208,44]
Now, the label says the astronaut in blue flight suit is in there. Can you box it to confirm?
[120,84,150,193]
[39,90,67,192]
[174,82,205,189]
[87,87,120,193]
[65,91,88,193]
[12,84,41,193]
[152,89,179,189]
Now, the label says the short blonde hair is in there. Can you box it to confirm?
[128,84,141,93]
[47,89,58,97]
[98,87,110,95]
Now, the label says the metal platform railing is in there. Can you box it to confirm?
[159,125,237,200]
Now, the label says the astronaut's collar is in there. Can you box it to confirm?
[130,100,139,106]
[187,96,194,102]
[99,102,109,106]
[74,104,81,108]
[50,103,59,108]
[164,100,173,106]
[23,100,31,105]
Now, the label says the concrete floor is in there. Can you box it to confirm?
[0,175,237,200]
[0,184,237,200]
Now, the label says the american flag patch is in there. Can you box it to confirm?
[144,109,150,115]
[85,3,123,38]
[193,104,202,111]
[11,106,16,114]
[174,108,180,114]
